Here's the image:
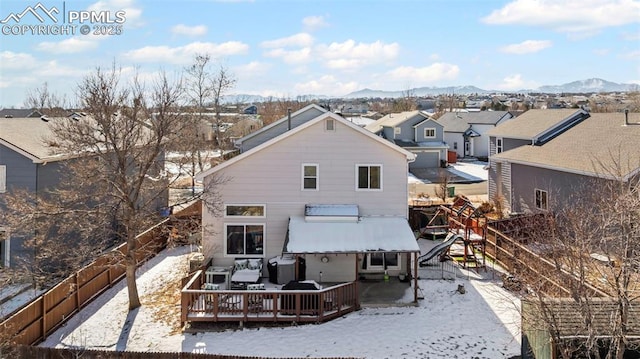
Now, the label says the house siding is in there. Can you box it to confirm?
[203,117,410,274]
[509,164,603,213]
[239,106,326,152]
[414,120,444,143]
[488,160,512,214]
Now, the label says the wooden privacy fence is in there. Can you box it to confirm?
[1,200,201,347]
[9,345,364,359]
[484,220,608,298]
[182,270,359,325]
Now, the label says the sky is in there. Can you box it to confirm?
[1,0,639,108]
[38,244,522,358]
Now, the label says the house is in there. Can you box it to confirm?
[195,109,420,300]
[486,109,639,214]
[522,298,640,359]
[234,104,328,153]
[365,111,448,169]
[0,116,168,269]
[0,108,44,118]
[0,117,76,267]
[436,111,514,159]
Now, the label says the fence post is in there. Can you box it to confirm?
[75,273,81,309]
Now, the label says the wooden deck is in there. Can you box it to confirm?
[181,270,360,325]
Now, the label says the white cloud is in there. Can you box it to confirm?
[122,41,249,64]
[0,51,39,70]
[386,63,460,83]
[499,40,552,54]
[234,61,271,76]
[317,40,399,70]
[171,24,207,36]
[36,37,99,54]
[593,48,610,56]
[87,0,143,27]
[493,74,539,91]
[263,47,312,65]
[261,33,314,48]
[482,0,640,34]
[303,15,329,31]
[293,75,360,96]
[622,50,640,60]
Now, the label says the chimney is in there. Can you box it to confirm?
[624,109,629,126]
[287,108,292,130]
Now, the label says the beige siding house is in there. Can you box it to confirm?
[196,109,420,290]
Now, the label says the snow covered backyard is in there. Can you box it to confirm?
[41,243,522,358]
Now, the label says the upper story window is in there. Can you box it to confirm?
[424,128,436,138]
[535,189,548,210]
[302,164,319,190]
[394,127,401,135]
[0,165,6,193]
[356,164,382,191]
[496,137,503,154]
[225,204,265,218]
[325,119,335,131]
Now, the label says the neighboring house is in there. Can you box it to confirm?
[234,104,328,153]
[436,111,514,159]
[0,108,43,118]
[196,110,420,299]
[0,117,73,268]
[365,111,448,169]
[0,116,168,269]
[486,109,639,214]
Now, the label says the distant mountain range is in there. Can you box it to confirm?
[224,78,638,103]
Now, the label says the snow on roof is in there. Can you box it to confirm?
[285,216,420,254]
[305,204,359,217]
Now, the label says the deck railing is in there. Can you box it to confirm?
[181,271,359,325]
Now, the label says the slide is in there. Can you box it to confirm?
[418,233,464,267]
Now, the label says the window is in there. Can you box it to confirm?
[424,128,436,138]
[0,165,6,193]
[368,253,399,269]
[496,137,503,154]
[225,224,264,256]
[356,164,382,190]
[325,119,335,131]
[394,127,401,135]
[453,142,458,150]
[535,189,548,210]
[225,205,265,218]
[302,164,318,190]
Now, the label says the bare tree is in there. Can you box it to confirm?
[516,157,640,359]
[434,170,452,202]
[258,98,308,126]
[43,64,187,310]
[210,63,236,151]
[24,82,69,116]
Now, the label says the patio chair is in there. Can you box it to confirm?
[247,283,265,312]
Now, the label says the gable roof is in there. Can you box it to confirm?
[437,111,511,133]
[492,112,640,180]
[485,109,580,140]
[234,104,327,145]
[0,108,43,118]
[195,112,416,180]
[364,110,430,133]
[0,117,65,162]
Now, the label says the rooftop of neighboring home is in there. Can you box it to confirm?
[0,108,43,118]
[492,111,640,179]
[485,109,580,140]
[364,110,430,133]
[0,116,64,162]
[436,111,512,133]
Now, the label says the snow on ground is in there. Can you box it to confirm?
[0,284,44,319]
[449,161,488,182]
[41,244,521,358]
[408,172,427,184]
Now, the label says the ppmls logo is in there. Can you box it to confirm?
[1,2,126,36]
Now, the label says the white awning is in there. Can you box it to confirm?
[284,216,420,254]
